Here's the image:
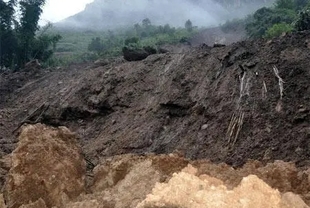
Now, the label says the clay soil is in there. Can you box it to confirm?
[1,31,310,179]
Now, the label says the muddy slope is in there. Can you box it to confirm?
[1,32,310,168]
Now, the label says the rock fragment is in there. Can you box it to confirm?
[3,124,86,208]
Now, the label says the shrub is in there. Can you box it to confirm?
[264,23,293,38]
[295,7,310,31]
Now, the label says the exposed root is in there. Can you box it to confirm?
[227,108,245,146]
[227,67,251,146]
[262,80,267,99]
[12,102,50,133]
[239,71,247,100]
[238,71,251,107]
[273,65,284,100]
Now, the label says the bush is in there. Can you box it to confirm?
[295,8,310,31]
[124,37,140,46]
[88,37,105,54]
[264,23,293,38]
[246,7,297,38]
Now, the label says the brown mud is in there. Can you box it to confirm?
[1,31,310,206]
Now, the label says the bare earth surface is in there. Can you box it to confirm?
[1,124,310,207]
[1,31,310,207]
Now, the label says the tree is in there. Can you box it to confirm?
[163,24,175,35]
[295,7,310,30]
[17,0,46,67]
[185,19,193,32]
[142,18,151,27]
[264,23,293,38]
[124,37,139,47]
[31,33,62,62]
[0,0,17,68]
[294,0,310,10]
[88,37,104,54]
[0,0,61,70]
[134,23,141,34]
[245,6,296,38]
[275,0,294,9]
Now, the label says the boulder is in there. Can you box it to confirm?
[3,124,86,208]
[122,47,151,61]
[137,165,309,208]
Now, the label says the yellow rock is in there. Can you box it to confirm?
[3,124,86,208]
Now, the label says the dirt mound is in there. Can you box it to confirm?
[137,167,307,208]
[1,32,310,176]
[1,124,310,207]
[3,124,85,208]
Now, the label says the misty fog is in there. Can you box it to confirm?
[57,0,274,30]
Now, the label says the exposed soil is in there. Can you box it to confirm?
[1,31,310,177]
[1,124,310,207]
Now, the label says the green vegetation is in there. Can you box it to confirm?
[185,20,193,32]
[46,18,198,66]
[220,0,310,39]
[0,0,61,70]
[295,6,310,30]
[245,0,310,38]
[264,23,294,38]
[245,7,296,38]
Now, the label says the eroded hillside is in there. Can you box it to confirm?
[1,31,310,207]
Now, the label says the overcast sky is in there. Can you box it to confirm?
[41,0,94,24]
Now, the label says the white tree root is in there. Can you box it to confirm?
[227,108,244,146]
[262,80,267,99]
[273,65,284,99]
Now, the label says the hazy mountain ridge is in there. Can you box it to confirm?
[57,0,274,30]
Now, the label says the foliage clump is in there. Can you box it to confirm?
[220,0,310,39]
[0,0,61,70]
[85,19,197,58]
[295,7,310,30]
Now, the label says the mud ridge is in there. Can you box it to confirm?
[1,31,310,169]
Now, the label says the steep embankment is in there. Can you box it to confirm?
[1,32,310,170]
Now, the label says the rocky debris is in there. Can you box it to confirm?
[65,200,102,208]
[23,59,41,72]
[192,160,310,205]
[93,59,109,67]
[2,32,310,190]
[70,154,188,208]
[122,46,157,61]
[3,124,86,208]
[0,195,5,208]
[19,199,47,208]
[0,129,310,207]
[137,165,308,208]
[0,155,11,195]
[3,31,310,207]
[122,47,150,61]
[55,154,310,207]
[82,156,310,207]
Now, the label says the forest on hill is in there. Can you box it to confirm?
[1,0,310,69]
[58,0,274,30]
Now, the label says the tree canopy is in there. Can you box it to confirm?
[245,0,310,38]
[0,0,61,70]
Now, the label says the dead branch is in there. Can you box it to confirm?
[232,111,244,147]
[12,102,49,134]
[273,65,284,99]
[262,80,268,99]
